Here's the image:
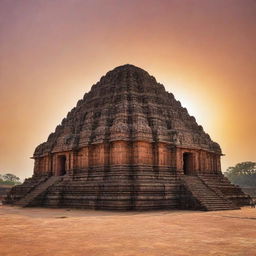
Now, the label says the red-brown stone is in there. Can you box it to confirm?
[5,65,250,210]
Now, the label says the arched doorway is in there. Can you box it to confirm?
[58,155,66,176]
[183,153,193,175]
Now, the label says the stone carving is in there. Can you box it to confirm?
[5,64,250,210]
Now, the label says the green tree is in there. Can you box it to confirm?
[0,173,21,185]
[224,161,256,187]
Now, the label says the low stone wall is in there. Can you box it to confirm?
[241,187,256,199]
[0,185,13,203]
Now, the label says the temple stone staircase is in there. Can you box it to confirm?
[181,176,239,211]
[198,174,251,206]
[34,167,180,210]
[15,176,63,207]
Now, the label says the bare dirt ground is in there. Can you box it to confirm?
[0,206,255,256]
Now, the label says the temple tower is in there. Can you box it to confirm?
[5,65,250,210]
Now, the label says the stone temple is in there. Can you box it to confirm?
[5,64,250,210]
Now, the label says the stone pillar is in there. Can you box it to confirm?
[194,151,199,173]
[46,154,52,175]
[175,148,183,174]
[88,145,94,167]
[33,158,40,175]
[217,155,222,173]
[104,143,110,166]
[152,142,159,167]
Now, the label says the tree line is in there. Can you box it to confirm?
[0,173,21,185]
[224,161,256,187]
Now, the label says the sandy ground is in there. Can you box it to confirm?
[0,206,255,256]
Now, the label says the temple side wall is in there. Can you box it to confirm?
[34,156,51,175]
[110,141,131,165]
[176,148,221,174]
[33,141,221,176]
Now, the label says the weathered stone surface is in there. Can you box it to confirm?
[5,64,250,210]
[34,65,221,157]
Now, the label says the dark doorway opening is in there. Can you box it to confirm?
[183,153,193,175]
[58,155,66,176]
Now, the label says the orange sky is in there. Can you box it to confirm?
[0,0,255,180]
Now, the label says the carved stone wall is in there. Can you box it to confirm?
[7,64,248,211]
[33,64,221,161]
[34,141,221,176]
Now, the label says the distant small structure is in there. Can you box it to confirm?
[5,65,250,210]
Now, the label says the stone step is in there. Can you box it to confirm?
[198,174,251,206]
[15,176,63,207]
[181,175,239,211]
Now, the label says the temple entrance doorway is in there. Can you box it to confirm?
[183,153,193,175]
[57,155,66,176]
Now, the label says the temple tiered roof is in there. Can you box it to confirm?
[35,64,221,157]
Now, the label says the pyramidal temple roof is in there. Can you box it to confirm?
[34,64,221,156]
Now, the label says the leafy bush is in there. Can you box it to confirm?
[224,162,256,187]
[0,173,22,185]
